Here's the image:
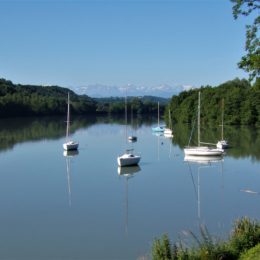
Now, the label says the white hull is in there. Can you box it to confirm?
[216,140,229,149]
[164,128,173,137]
[184,146,224,156]
[63,141,79,151]
[117,153,141,167]
[164,128,172,134]
[128,136,137,142]
[152,126,165,132]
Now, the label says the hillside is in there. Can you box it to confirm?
[0,79,168,117]
[166,78,260,126]
[0,79,96,117]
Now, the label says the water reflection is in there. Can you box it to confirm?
[185,156,223,220]
[63,150,79,207]
[0,116,259,161]
[118,166,141,236]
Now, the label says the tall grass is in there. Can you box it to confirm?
[151,217,260,260]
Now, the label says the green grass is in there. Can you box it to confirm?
[152,217,260,260]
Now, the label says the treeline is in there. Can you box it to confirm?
[167,78,260,126]
[0,79,166,117]
[0,79,96,117]
[95,96,167,115]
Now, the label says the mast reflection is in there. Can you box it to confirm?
[185,155,224,220]
[118,165,141,236]
[63,150,79,207]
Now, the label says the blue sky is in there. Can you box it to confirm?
[0,0,255,90]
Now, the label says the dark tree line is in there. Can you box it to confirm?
[166,78,260,126]
[0,79,166,117]
[0,78,97,117]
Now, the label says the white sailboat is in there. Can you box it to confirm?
[117,90,141,167]
[184,91,224,156]
[164,109,173,137]
[63,92,79,151]
[216,99,229,149]
[152,102,165,132]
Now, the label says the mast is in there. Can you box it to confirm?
[169,109,172,130]
[125,87,127,142]
[198,91,201,146]
[157,102,159,127]
[221,98,224,140]
[66,92,70,141]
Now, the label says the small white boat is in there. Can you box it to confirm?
[216,99,229,149]
[117,149,141,167]
[63,141,79,151]
[184,91,224,157]
[63,92,79,151]
[164,109,173,137]
[152,102,165,132]
[128,135,137,142]
[216,140,229,149]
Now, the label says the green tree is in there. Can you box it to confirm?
[230,0,260,82]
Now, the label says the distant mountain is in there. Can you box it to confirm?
[73,84,194,98]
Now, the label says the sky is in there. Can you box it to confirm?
[0,0,256,91]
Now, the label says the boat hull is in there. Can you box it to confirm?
[184,146,224,156]
[152,126,165,132]
[128,136,137,142]
[63,141,79,151]
[216,140,229,149]
[117,154,141,167]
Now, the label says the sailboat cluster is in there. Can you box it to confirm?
[62,90,229,167]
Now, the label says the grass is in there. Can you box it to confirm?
[152,217,260,260]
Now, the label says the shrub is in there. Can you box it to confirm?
[239,243,260,259]
[229,217,260,257]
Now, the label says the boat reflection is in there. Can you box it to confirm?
[184,155,223,165]
[185,155,223,220]
[63,150,79,157]
[118,165,141,236]
[118,165,141,176]
[63,150,79,206]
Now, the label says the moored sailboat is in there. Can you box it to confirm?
[184,91,224,156]
[63,92,79,151]
[117,89,141,167]
[216,99,229,149]
[152,102,165,132]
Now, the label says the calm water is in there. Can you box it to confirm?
[0,116,259,260]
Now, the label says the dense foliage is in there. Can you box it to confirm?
[166,78,260,126]
[0,79,166,117]
[0,78,96,117]
[95,96,167,115]
[230,0,260,82]
[152,217,260,259]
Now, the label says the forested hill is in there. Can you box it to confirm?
[0,78,96,117]
[0,78,167,117]
[167,78,260,126]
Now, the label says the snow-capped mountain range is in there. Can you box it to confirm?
[73,84,194,98]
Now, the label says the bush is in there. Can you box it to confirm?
[151,218,260,260]
[239,243,260,259]
[229,217,260,257]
